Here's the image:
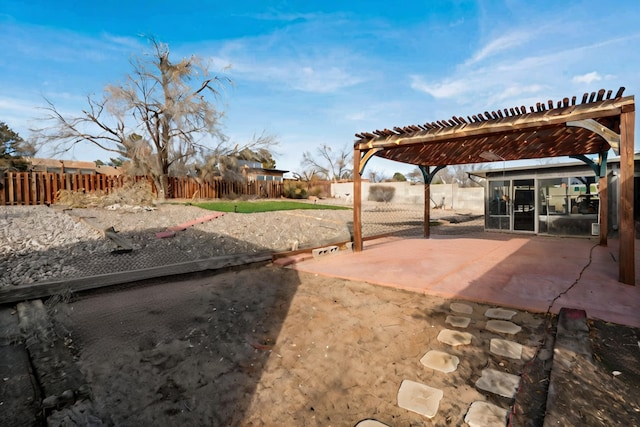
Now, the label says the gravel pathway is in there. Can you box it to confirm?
[1,202,483,288]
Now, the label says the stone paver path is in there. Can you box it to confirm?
[445,315,471,328]
[486,319,522,335]
[450,302,473,314]
[436,329,474,346]
[355,420,390,427]
[397,380,443,418]
[475,368,521,398]
[420,350,460,373]
[464,401,510,427]
[485,308,517,320]
[490,338,523,360]
[384,303,531,425]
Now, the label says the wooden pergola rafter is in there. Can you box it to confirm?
[353,87,636,285]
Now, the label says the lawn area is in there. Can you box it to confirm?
[192,200,351,213]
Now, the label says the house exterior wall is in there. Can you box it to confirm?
[331,181,484,213]
[243,167,287,182]
[483,158,640,237]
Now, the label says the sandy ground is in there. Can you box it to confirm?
[3,202,638,426]
[47,264,547,426]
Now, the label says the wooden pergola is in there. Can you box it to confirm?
[353,87,636,285]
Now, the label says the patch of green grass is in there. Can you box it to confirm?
[191,200,351,213]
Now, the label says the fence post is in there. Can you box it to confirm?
[45,173,52,204]
[7,172,16,205]
[0,172,5,205]
[28,172,35,205]
[37,173,44,205]
[16,172,23,205]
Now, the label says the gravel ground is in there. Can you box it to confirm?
[0,201,483,288]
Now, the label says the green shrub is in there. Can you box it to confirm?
[368,185,395,202]
[283,181,308,199]
[308,185,325,198]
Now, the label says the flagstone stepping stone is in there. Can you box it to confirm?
[464,401,508,427]
[486,320,522,335]
[437,329,474,346]
[475,368,520,399]
[420,350,460,373]
[450,302,473,314]
[397,379,444,419]
[490,338,523,360]
[446,315,471,328]
[484,308,517,320]
[355,419,390,427]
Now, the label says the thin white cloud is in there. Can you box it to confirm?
[410,76,470,99]
[336,100,410,124]
[252,10,326,22]
[410,29,640,111]
[190,12,375,95]
[0,96,47,135]
[346,111,366,121]
[487,84,545,105]
[572,72,602,84]
[0,97,40,114]
[101,33,144,51]
[209,40,368,94]
[228,58,343,93]
[466,30,533,65]
[0,21,138,65]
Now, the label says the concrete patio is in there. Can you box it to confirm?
[290,233,640,328]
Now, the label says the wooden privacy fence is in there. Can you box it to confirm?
[1,172,134,206]
[169,176,284,200]
[1,172,285,206]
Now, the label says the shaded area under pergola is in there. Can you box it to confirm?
[353,88,636,284]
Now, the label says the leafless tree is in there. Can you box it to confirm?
[34,38,276,199]
[195,132,279,182]
[366,169,387,183]
[407,165,482,187]
[406,168,424,183]
[438,164,483,187]
[291,169,321,182]
[300,143,352,182]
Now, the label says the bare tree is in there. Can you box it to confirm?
[437,164,483,187]
[407,165,482,187]
[34,38,250,200]
[406,168,424,183]
[292,169,320,182]
[366,169,387,183]
[301,143,352,182]
[195,132,279,182]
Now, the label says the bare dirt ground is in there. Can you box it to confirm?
[47,265,548,426]
[44,264,640,427]
[2,201,639,426]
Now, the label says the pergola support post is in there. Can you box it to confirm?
[570,153,609,246]
[424,184,430,238]
[599,173,608,246]
[353,147,363,252]
[619,107,635,284]
[598,151,609,247]
[419,165,446,238]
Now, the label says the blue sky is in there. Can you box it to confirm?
[1,0,639,177]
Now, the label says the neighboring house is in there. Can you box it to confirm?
[473,155,640,237]
[238,160,288,182]
[27,158,122,176]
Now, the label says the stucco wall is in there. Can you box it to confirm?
[331,181,484,213]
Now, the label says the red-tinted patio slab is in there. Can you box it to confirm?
[290,234,640,328]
